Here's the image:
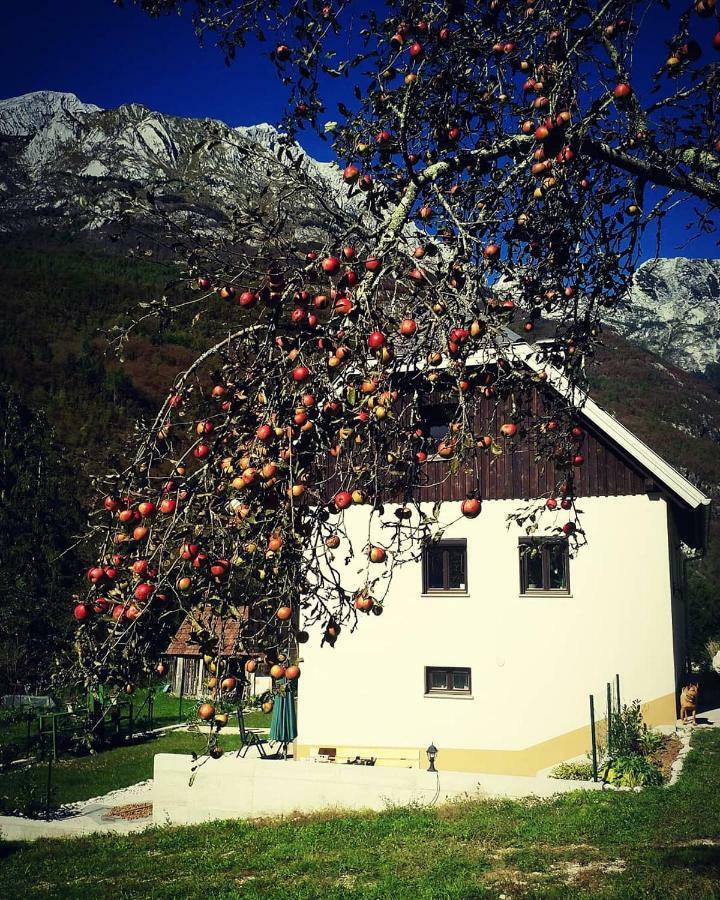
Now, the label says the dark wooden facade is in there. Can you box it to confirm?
[324,384,649,504]
[414,392,648,504]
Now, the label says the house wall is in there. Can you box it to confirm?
[296,493,679,775]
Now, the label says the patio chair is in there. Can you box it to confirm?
[236,706,272,759]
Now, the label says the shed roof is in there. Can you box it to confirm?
[165,605,247,657]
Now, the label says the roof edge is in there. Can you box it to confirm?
[505,337,711,513]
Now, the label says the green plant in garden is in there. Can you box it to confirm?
[637,729,665,757]
[549,760,594,781]
[607,700,649,757]
[600,754,664,788]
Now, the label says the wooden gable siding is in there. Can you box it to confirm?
[414,390,647,503]
[323,383,648,504]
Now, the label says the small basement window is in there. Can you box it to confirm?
[425,666,472,695]
[423,540,467,593]
[519,538,570,594]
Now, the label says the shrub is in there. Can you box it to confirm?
[0,742,21,772]
[608,700,651,757]
[600,755,663,788]
[550,760,595,781]
[637,729,665,756]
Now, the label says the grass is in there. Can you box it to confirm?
[0,729,719,898]
[0,731,243,812]
[0,703,269,812]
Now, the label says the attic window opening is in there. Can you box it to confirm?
[420,402,457,442]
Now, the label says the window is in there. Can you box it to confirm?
[423,540,467,593]
[519,538,570,594]
[421,404,454,442]
[425,666,472,695]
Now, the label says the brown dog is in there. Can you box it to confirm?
[680,683,699,725]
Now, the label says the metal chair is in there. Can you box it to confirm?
[236,706,271,758]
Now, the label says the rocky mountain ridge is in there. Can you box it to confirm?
[0,90,361,243]
[611,257,720,377]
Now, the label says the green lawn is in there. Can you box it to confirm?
[0,717,271,813]
[1,730,719,899]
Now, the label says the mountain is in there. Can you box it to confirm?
[609,257,720,377]
[0,90,362,244]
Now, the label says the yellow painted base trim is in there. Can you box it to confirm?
[296,691,678,776]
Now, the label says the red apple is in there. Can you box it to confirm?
[134,582,153,602]
[321,256,341,275]
[461,498,482,518]
[292,365,310,382]
[367,330,386,349]
[613,82,632,100]
[400,318,417,336]
[333,490,353,510]
[87,566,105,584]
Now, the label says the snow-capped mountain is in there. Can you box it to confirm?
[1,92,719,377]
[608,257,720,376]
[0,90,362,242]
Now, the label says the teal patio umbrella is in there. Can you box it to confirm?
[269,685,297,758]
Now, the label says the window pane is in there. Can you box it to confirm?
[426,548,445,590]
[546,543,568,590]
[524,546,544,590]
[422,405,454,443]
[429,669,447,690]
[452,670,470,691]
[447,547,466,590]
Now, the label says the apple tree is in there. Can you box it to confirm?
[73,0,719,731]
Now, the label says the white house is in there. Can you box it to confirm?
[295,342,711,776]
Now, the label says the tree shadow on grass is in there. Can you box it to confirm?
[656,845,720,876]
[0,842,23,861]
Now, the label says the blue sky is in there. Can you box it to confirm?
[1,0,717,260]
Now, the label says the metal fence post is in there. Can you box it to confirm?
[590,695,598,782]
[615,673,621,713]
[45,755,53,821]
[606,682,613,756]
